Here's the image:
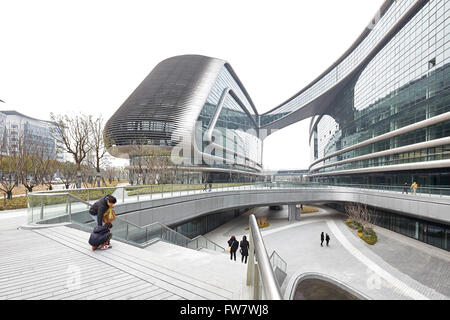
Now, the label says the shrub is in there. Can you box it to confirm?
[244,217,270,230]
[346,219,377,245]
[301,205,319,214]
[345,219,362,230]
[0,196,28,211]
[358,227,378,245]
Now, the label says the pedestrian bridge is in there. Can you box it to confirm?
[29,183,450,230]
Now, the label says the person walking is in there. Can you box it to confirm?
[89,195,117,226]
[227,235,239,261]
[89,222,113,250]
[320,232,324,247]
[411,181,418,195]
[402,182,408,194]
[326,233,330,247]
[208,179,212,192]
[240,236,250,264]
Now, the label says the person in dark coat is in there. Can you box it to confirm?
[208,178,212,192]
[89,222,113,250]
[326,233,330,247]
[89,195,117,226]
[240,236,250,264]
[321,232,324,247]
[228,235,239,261]
[402,182,408,194]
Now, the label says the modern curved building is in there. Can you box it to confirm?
[105,0,450,186]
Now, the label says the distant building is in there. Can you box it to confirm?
[272,169,309,182]
[0,110,67,161]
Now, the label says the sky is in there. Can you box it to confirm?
[0,0,385,170]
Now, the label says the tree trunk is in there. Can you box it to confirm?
[76,170,82,188]
[96,173,101,188]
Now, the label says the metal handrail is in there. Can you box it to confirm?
[30,182,255,195]
[247,214,282,300]
[191,235,226,251]
[30,191,224,252]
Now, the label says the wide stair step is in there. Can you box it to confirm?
[34,226,246,300]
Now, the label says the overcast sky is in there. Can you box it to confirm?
[0,0,385,169]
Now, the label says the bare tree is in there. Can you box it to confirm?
[15,132,39,193]
[50,113,92,188]
[142,148,172,185]
[89,115,108,187]
[59,161,77,189]
[39,159,60,190]
[118,166,128,182]
[345,202,374,231]
[105,166,118,184]
[0,138,20,199]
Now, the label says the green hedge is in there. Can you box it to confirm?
[360,228,378,245]
[346,219,378,245]
[345,219,362,230]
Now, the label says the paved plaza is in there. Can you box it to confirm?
[203,205,450,300]
[1,202,449,300]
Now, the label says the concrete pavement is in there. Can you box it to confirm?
[203,205,450,300]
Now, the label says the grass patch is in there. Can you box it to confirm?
[245,217,270,230]
[301,205,319,214]
[345,219,362,230]
[358,227,378,245]
[28,188,117,207]
[0,196,28,211]
[126,183,247,196]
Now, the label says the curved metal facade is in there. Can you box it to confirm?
[104,55,225,159]
[104,54,263,174]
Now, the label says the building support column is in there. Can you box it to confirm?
[288,204,301,222]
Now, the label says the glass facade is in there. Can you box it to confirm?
[309,0,450,187]
[261,0,421,126]
[195,65,262,173]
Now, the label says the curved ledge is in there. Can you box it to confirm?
[286,272,371,300]
[19,222,72,230]
[310,136,450,173]
[308,159,450,177]
[309,111,450,171]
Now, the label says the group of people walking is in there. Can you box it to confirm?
[227,235,250,263]
[402,181,418,195]
[320,232,330,247]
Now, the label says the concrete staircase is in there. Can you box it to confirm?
[34,226,249,300]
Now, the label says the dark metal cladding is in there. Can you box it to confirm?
[104,55,224,158]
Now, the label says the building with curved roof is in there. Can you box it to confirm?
[105,0,450,186]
